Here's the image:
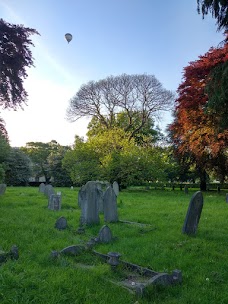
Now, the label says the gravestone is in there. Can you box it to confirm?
[55,216,67,230]
[48,194,61,211]
[0,184,6,195]
[78,181,100,225]
[226,193,228,203]
[103,186,118,222]
[112,181,119,196]
[96,185,104,213]
[184,185,188,194]
[39,183,45,193]
[182,191,204,235]
[98,225,113,243]
[60,245,85,256]
[44,184,55,198]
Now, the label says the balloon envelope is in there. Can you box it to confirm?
[65,33,72,43]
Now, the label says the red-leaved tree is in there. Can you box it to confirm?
[170,41,228,190]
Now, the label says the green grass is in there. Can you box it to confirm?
[0,186,228,303]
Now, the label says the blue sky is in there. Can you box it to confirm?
[0,0,224,147]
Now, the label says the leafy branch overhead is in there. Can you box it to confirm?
[0,18,39,109]
[197,0,228,31]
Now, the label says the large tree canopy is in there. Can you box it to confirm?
[63,129,168,188]
[0,18,39,109]
[4,148,31,186]
[170,41,228,189]
[197,0,228,31]
[21,140,71,185]
[67,74,174,141]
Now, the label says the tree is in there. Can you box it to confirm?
[0,117,8,139]
[87,110,163,146]
[205,60,228,130]
[62,136,104,186]
[4,148,31,186]
[47,145,72,186]
[21,140,71,185]
[0,18,39,109]
[170,42,228,190]
[63,129,168,188]
[0,123,10,183]
[0,129,10,164]
[197,0,228,31]
[67,74,174,141]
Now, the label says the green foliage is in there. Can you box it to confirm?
[0,128,10,182]
[0,164,5,183]
[4,148,31,186]
[48,145,74,187]
[21,140,71,184]
[63,129,168,188]
[0,131,10,163]
[62,137,102,186]
[205,60,228,131]
[87,111,164,146]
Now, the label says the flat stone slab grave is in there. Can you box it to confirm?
[182,191,204,235]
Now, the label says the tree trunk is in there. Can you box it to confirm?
[198,169,207,191]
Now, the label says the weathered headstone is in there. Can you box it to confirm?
[226,193,228,203]
[48,194,61,211]
[39,183,45,193]
[182,191,204,235]
[0,245,19,264]
[112,181,119,196]
[98,225,113,243]
[184,185,188,194]
[78,181,100,225]
[103,186,118,222]
[44,184,55,198]
[60,245,85,256]
[0,184,6,195]
[97,187,104,213]
[55,216,67,230]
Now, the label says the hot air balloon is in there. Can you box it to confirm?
[65,33,72,43]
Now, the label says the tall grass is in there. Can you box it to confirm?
[0,187,227,303]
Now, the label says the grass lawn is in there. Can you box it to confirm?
[0,186,228,304]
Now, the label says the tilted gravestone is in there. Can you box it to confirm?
[55,216,67,230]
[112,181,119,196]
[0,184,6,195]
[78,181,100,225]
[39,183,45,193]
[103,186,118,223]
[44,184,55,198]
[98,225,113,243]
[182,191,204,235]
[48,194,61,211]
